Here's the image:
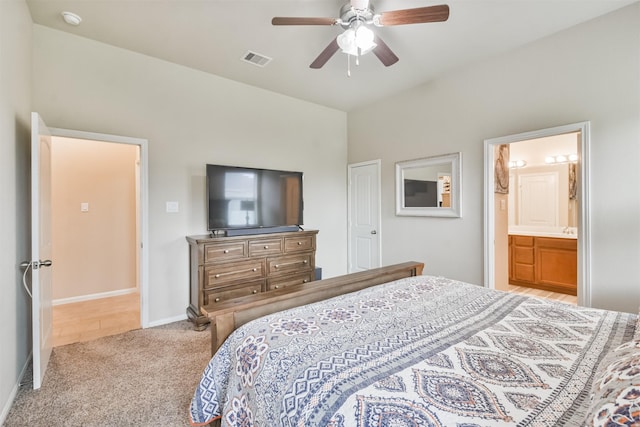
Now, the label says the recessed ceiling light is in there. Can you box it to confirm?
[61,11,82,26]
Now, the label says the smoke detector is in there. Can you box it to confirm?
[61,11,82,26]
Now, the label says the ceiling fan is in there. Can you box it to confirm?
[272,0,450,69]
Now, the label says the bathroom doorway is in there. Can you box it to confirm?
[484,122,591,307]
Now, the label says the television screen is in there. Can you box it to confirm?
[206,164,303,231]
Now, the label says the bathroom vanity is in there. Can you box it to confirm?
[508,230,577,295]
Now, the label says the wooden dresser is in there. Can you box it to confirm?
[186,230,318,330]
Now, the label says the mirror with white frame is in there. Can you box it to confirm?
[395,152,462,218]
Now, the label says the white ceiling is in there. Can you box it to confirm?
[26,0,636,111]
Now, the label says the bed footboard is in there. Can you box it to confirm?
[201,261,424,355]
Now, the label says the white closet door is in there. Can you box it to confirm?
[348,161,381,272]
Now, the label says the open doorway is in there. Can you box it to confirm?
[484,122,591,307]
[504,134,579,304]
[48,130,148,346]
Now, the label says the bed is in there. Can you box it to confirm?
[190,262,639,427]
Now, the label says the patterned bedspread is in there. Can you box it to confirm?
[190,275,637,426]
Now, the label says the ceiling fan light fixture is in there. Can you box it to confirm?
[355,26,376,50]
[337,26,376,56]
[337,28,356,54]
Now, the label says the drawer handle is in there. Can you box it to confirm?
[223,249,229,254]
[274,259,309,268]
[297,242,302,245]
[264,245,269,249]
[274,260,308,269]
[303,279,308,283]
[252,290,258,294]
[274,285,279,289]
[214,297,220,302]
[214,267,259,279]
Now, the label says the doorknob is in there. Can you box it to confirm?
[21,260,53,269]
[370,230,377,235]
[33,260,52,269]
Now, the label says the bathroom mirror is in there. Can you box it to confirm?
[395,152,462,218]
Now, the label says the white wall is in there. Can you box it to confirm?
[348,3,640,313]
[32,25,349,324]
[0,0,32,422]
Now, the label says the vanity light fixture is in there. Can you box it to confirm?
[61,11,82,26]
[545,154,578,164]
[508,160,527,169]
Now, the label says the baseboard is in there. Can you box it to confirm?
[146,313,188,328]
[0,352,31,425]
[53,287,138,306]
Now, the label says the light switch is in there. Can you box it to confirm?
[166,201,179,213]
[80,202,89,212]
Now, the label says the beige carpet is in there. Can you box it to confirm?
[4,320,211,426]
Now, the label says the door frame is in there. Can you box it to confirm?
[49,127,150,327]
[347,159,382,272]
[483,122,591,307]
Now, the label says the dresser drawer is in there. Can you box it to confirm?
[284,235,314,253]
[267,271,314,291]
[204,242,247,262]
[249,238,283,257]
[203,279,265,305]
[204,259,265,288]
[267,253,313,276]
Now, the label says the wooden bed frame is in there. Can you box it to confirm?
[201,261,424,355]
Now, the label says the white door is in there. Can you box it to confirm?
[31,112,54,389]
[518,172,559,227]
[348,160,381,272]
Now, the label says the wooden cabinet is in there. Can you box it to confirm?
[510,235,535,284]
[186,230,318,330]
[535,237,577,294]
[509,235,577,295]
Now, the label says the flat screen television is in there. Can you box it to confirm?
[206,164,303,235]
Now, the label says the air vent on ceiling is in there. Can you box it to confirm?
[242,51,272,67]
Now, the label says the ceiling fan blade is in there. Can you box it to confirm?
[373,36,399,67]
[272,17,337,26]
[377,4,449,26]
[310,38,340,69]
